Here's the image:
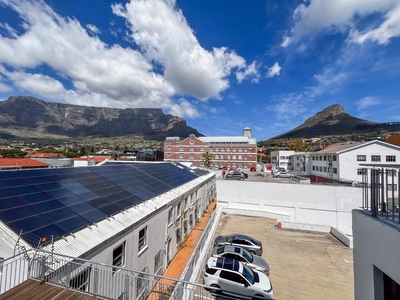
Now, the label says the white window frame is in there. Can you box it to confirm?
[138,226,147,254]
[112,241,126,274]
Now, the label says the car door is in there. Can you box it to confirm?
[231,239,253,252]
[219,270,251,299]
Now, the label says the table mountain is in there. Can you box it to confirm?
[0,96,203,140]
[273,104,398,139]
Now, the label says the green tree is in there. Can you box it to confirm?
[0,149,27,158]
[202,151,213,168]
[79,147,86,157]
[288,140,311,152]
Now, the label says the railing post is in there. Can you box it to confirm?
[124,274,130,300]
[92,267,99,295]
[40,257,46,281]
[65,263,71,287]
[371,169,378,217]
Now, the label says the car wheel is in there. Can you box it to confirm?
[210,284,221,295]
[276,175,280,178]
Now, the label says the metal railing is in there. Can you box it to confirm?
[361,168,400,224]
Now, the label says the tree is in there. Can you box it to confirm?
[202,152,213,168]
[0,149,27,158]
[288,140,311,152]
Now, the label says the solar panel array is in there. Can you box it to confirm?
[0,163,198,246]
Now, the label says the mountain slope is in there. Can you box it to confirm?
[274,104,381,139]
[0,96,203,140]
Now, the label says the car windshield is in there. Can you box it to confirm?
[227,235,235,242]
[242,264,255,285]
[242,248,253,262]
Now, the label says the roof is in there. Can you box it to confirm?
[198,136,257,144]
[33,153,65,158]
[0,163,205,247]
[315,140,400,154]
[72,156,108,163]
[0,158,50,168]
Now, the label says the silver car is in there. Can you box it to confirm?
[212,245,270,275]
[274,171,294,178]
[214,233,263,256]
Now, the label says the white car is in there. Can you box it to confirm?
[274,171,294,178]
[204,257,274,299]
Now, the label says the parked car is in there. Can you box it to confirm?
[250,167,256,172]
[203,257,274,299]
[212,245,270,275]
[274,171,294,178]
[226,171,246,180]
[214,234,263,255]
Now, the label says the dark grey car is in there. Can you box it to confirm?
[214,234,263,256]
[212,245,270,275]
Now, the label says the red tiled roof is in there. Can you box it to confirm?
[0,158,50,168]
[33,152,66,158]
[72,156,108,163]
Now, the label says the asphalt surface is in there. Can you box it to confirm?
[202,213,354,300]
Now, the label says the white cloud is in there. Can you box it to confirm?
[0,0,258,119]
[236,61,260,83]
[86,24,100,35]
[356,96,381,111]
[0,82,11,92]
[282,0,400,47]
[112,0,259,100]
[0,22,19,38]
[266,62,281,78]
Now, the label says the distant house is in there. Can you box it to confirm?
[270,150,295,171]
[33,152,66,158]
[0,158,50,170]
[72,156,109,167]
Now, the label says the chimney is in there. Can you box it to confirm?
[243,127,251,138]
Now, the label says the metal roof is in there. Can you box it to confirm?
[313,142,364,154]
[42,172,214,258]
[198,136,257,144]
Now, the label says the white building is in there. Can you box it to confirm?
[309,140,400,182]
[288,152,311,173]
[353,168,400,299]
[0,162,216,298]
[270,150,295,171]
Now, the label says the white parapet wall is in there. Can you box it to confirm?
[216,180,362,236]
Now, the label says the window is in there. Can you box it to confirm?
[154,250,163,275]
[333,155,337,161]
[323,156,327,161]
[176,228,181,243]
[215,147,219,151]
[136,267,149,300]
[232,155,236,159]
[112,242,126,273]
[371,155,381,162]
[227,147,231,151]
[200,147,204,151]
[357,168,367,175]
[333,168,337,174]
[220,154,224,159]
[227,155,231,159]
[238,147,243,152]
[357,155,366,161]
[190,146,194,151]
[210,146,213,151]
[179,153,183,159]
[179,147,183,152]
[184,197,188,208]
[319,156,322,161]
[315,156,318,161]
[138,226,147,252]
[323,167,327,172]
[319,166,322,171]
[177,203,181,216]
[167,146,171,149]
[387,184,398,191]
[232,147,236,152]
[70,267,91,291]
[168,209,173,224]
[312,156,315,161]
[190,153,194,159]
[189,214,193,228]
[183,220,188,235]
[215,154,219,159]
[190,140,194,145]
[386,155,396,162]
[387,170,397,176]
[221,147,225,151]
[280,156,285,160]
[167,153,171,156]
[312,166,315,171]
[238,155,242,159]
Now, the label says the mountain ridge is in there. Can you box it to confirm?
[0,96,203,141]
[271,104,399,139]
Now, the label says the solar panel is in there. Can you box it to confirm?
[0,163,200,246]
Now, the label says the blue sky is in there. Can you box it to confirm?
[1,0,400,141]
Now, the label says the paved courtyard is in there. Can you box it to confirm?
[208,213,354,300]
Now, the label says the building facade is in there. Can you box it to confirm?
[270,150,295,171]
[309,140,400,183]
[164,129,257,169]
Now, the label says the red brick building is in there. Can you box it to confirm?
[163,128,257,169]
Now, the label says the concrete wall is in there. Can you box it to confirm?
[217,180,362,235]
[353,210,400,300]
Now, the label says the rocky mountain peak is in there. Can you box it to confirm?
[305,104,346,123]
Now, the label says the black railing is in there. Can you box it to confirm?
[361,168,400,224]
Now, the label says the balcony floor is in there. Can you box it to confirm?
[0,279,99,300]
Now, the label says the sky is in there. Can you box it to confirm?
[1,0,400,141]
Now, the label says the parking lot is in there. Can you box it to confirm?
[203,213,354,300]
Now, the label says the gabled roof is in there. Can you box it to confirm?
[314,140,400,154]
[0,158,50,168]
